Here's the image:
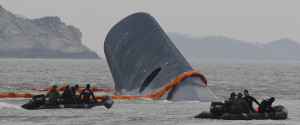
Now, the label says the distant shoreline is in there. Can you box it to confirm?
[169,33,300,61]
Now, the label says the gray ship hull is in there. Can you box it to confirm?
[104,12,218,101]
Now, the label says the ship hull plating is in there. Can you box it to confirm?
[104,12,218,101]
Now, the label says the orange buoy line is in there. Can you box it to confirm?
[1,71,207,99]
[94,71,207,100]
[10,87,115,92]
[0,93,33,98]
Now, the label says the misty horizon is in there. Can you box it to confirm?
[0,0,299,58]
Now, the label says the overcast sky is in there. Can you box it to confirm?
[0,0,299,57]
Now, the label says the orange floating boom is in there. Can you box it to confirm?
[0,93,33,98]
[16,86,115,92]
[96,71,207,100]
[1,71,206,100]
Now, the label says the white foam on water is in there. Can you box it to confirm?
[160,100,172,103]
[0,98,27,101]
[0,102,22,110]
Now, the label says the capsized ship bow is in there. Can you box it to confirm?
[104,12,218,101]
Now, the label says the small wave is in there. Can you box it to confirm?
[0,102,22,110]
[0,98,27,101]
[159,100,172,103]
[159,100,207,104]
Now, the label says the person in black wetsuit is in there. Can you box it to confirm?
[79,84,97,104]
[258,97,275,113]
[71,86,79,104]
[74,84,79,92]
[243,90,260,112]
[62,85,75,104]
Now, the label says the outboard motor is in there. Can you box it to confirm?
[210,102,224,118]
[102,96,114,109]
[21,94,45,109]
[270,105,288,119]
[33,94,46,106]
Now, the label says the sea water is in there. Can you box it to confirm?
[0,59,299,125]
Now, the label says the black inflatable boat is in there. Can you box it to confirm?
[195,102,288,120]
[21,94,114,110]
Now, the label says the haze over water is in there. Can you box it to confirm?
[0,59,299,124]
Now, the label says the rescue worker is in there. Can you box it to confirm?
[258,97,275,113]
[79,84,97,104]
[228,92,236,101]
[74,84,80,92]
[71,86,80,103]
[74,84,81,102]
[230,93,250,114]
[223,92,236,113]
[243,90,260,112]
[62,85,75,104]
[45,85,61,105]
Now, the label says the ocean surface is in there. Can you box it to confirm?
[0,59,299,125]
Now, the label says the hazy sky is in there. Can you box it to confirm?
[0,0,299,57]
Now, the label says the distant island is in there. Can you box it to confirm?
[0,4,99,59]
[2,3,299,60]
[168,33,300,60]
